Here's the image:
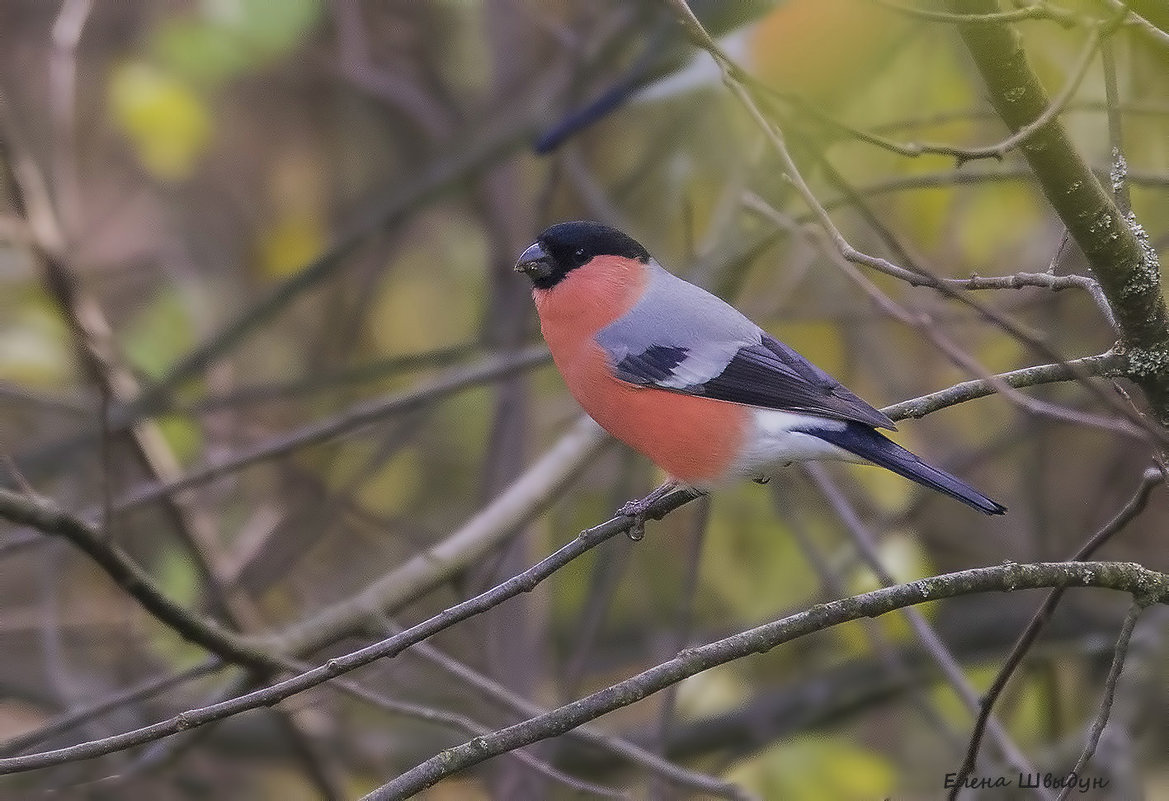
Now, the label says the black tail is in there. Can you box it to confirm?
[808,423,1006,515]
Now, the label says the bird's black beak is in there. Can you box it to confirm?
[514,242,553,282]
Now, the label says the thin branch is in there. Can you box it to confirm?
[743,190,1099,293]
[0,487,702,774]
[14,341,489,486]
[1109,0,1169,47]
[48,0,92,235]
[650,495,710,788]
[1055,601,1144,801]
[773,11,1113,164]
[365,561,1169,800]
[0,660,224,757]
[400,634,747,799]
[805,465,1046,788]
[871,0,1080,26]
[0,488,275,671]
[276,413,609,654]
[949,467,1163,797]
[884,353,1123,419]
[1117,0,1169,37]
[285,654,628,800]
[329,1,454,139]
[112,346,552,513]
[820,166,1169,204]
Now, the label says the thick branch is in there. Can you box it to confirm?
[951,3,1169,422]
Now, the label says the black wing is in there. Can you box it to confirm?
[613,333,896,430]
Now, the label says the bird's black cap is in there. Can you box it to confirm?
[515,221,650,290]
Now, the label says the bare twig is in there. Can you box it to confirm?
[1117,0,1169,36]
[113,346,552,513]
[0,660,224,757]
[949,467,1163,797]
[1109,0,1169,47]
[0,486,703,774]
[0,488,274,670]
[276,413,609,653]
[285,654,630,800]
[743,191,1099,294]
[400,633,747,799]
[48,0,92,235]
[650,495,710,785]
[1055,601,1144,801]
[771,10,1112,164]
[883,354,1123,419]
[871,0,1080,26]
[805,465,1045,788]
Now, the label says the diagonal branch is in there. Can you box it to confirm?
[1055,601,1144,801]
[948,466,1164,797]
[366,561,1169,800]
[1118,0,1169,35]
[0,488,274,670]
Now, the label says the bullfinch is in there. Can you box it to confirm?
[515,221,1006,535]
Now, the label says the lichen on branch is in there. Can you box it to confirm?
[951,1,1169,423]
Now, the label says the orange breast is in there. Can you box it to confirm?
[533,256,748,486]
[558,342,748,485]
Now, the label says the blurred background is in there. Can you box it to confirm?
[1,0,1168,798]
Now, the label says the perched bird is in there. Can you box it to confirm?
[515,221,1005,534]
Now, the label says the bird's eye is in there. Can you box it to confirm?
[574,248,585,260]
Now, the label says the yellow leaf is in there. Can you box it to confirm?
[365,216,486,355]
[109,61,212,180]
[728,736,896,800]
[255,213,327,279]
[0,304,72,385]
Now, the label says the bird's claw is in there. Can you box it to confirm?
[617,497,651,541]
[615,481,680,542]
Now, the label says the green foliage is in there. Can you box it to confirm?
[151,0,324,86]
[727,735,897,800]
[0,290,73,384]
[119,287,197,380]
[109,0,322,178]
[700,484,817,620]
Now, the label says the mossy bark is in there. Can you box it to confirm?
[951,1,1169,424]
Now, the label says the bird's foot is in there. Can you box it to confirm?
[616,496,653,541]
[616,480,679,541]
